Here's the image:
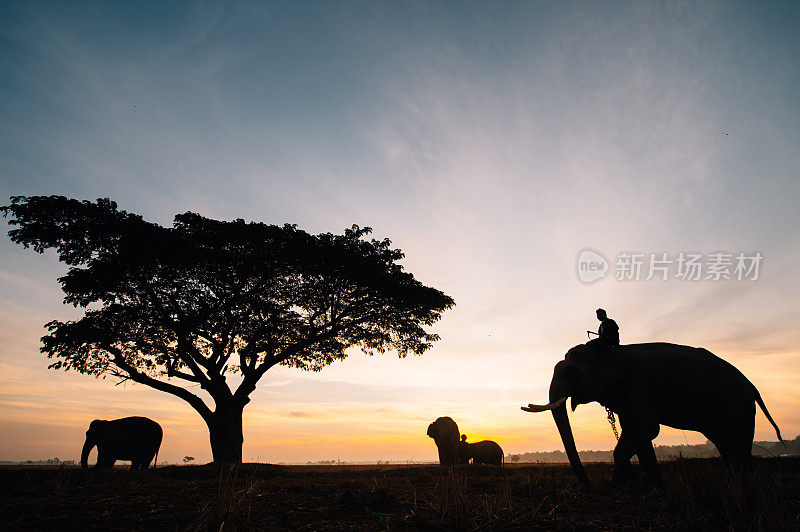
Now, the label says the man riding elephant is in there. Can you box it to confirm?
[588,308,619,353]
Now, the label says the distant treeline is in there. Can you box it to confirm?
[508,435,800,463]
[0,458,76,465]
[304,460,434,466]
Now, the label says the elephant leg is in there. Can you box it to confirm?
[706,432,752,487]
[612,415,660,485]
[712,403,755,463]
[634,421,661,484]
[707,416,754,464]
[728,424,755,462]
[635,439,661,485]
[711,434,752,463]
[96,449,115,469]
[611,431,636,484]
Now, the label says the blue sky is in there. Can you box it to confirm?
[1,1,799,463]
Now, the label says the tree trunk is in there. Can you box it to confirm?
[207,403,245,464]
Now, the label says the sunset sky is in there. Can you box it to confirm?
[1,2,799,464]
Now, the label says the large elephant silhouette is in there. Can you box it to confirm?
[427,417,460,466]
[522,343,782,485]
[81,416,163,470]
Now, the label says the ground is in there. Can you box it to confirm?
[1,458,799,530]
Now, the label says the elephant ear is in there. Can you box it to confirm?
[594,360,622,398]
[565,344,595,365]
[567,345,622,397]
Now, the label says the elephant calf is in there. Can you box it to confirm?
[81,416,162,470]
[459,438,504,466]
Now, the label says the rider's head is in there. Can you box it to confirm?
[596,308,607,320]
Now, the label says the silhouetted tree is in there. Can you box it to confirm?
[2,196,454,463]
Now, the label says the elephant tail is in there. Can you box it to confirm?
[152,447,159,469]
[753,384,783,443]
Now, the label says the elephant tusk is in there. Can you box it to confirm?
[521,396,568,412]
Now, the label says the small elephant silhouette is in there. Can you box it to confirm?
[459,435,504,466]
[81,416,162,470]
[427,417,460,466]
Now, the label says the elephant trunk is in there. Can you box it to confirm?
[522,360,590,485]
[552,402,589,485]
[547,374,590,485]
[80,439,94,469]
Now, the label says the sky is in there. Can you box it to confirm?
[1,1,799,464]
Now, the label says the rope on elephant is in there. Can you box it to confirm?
[606,407,619,441]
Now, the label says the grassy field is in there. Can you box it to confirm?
[1,458,799,530]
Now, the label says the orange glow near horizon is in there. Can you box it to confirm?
[0,333,796,464]
[1,294,799,464]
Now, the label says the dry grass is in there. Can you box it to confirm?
[1,458,799,530]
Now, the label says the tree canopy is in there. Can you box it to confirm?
[2,196,455,462]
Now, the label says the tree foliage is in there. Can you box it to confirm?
[3,196,454,461]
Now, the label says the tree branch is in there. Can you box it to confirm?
[166,357,202,382]
[232,315,371,402]
[104,344,213,423]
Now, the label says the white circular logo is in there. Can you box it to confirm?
[577,249,608,283]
